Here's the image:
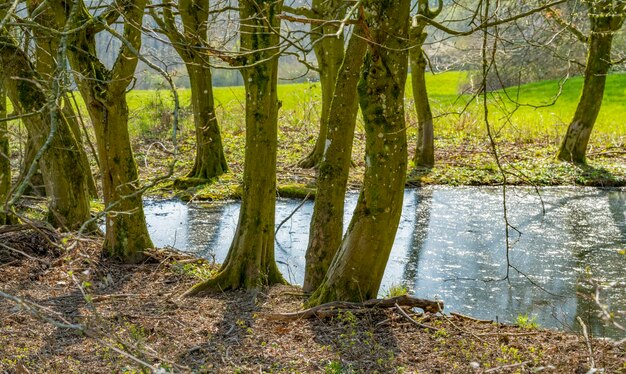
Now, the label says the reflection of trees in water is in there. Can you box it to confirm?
[402,189,433,285]
[572,190,626,338]
[186,203,231,259]
[608,190,626,237]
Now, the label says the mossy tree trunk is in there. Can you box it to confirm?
[186,62,228,179]
[0,36,92,231]
[297,0,345,169]
[184,0,285,295]
[51,0,153,261]
[307,0,411,305]
[411,0,442,169]
[557,1,625,164]
[151,0,227,180]
[26,0,98,197]
[411,29,434,168]
[0,72,9,225]
[303,28,368,292]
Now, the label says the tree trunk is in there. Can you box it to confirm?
[26,0,98,197]
[0,74,9,225]
[186,61,228,180]
[89,97,153,261]
[557,32,613,164]
[557,2,624,164]
[184,0,285,295]
[297,0,345,169]
[0,37,92,231]
[303,29,368,292]
[308,0,411,305]
[151,0,228,182]
[411,27,435,168]
[56,0,153,261]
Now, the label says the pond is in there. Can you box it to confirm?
[143,187,626,338]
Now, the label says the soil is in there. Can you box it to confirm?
[0,231,625,373]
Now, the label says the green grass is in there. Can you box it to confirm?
[124,71,626,142]
[133,71,626,192]
[9,71,624,200]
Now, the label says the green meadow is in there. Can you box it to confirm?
[126,71,626,144]
[12,71,623,197]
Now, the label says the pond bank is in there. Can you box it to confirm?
[0,241,624,373]
[142,187,626,338]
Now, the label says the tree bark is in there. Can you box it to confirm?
[303,29,368,292]
[184,0,285,295]
[411,27,435,168]
[557,2,625,164]
[0,37,92,231]
[297,0,345,169]
[308,0,411,305]
[185,61,228,180]
[27,0,98,197]
[54,0,153,261]
[0,72,9,225]
[152,0,228,181]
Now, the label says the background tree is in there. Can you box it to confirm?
[27,0,98,197]
[184,0,286,294]
[290,0,347,169]
[151,0,228,181]
[0,33,92,231]
[0,75,8,225]
[411,0,442,169]
[303,24,368,292]
[50,0,154,261]
[307,0,411,305]
[556,0,626,163]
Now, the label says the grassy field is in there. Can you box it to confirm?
[8,71,625,200]
[121,71,626,198]
[126,70,626,144]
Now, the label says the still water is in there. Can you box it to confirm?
[143,187,626,338]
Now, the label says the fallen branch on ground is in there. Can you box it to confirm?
[264,295,443,321]
[394,303,440,331]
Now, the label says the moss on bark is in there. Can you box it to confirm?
[297,0,346,169]
[185,0,286,294]
[52,0,154,261]
[0,74,9,225]
[155,0,228,180]
[303,29,368,292]
[308,0,411,306]
[0,35,92,231]
[411,25,435,168]
[557,1,625,164]
[26,0,98,197]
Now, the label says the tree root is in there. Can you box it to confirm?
[263,295,443,321]
[297,151,321,169]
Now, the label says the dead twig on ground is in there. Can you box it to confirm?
[264,295,443,321]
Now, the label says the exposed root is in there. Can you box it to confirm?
[264,295,443,321]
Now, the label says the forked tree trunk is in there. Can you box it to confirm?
[89,97,153,260]
[186,61,228,179]
[411,27,435,168]
[297,0,345,169]
[303,29,368,292]
[54,0,153,261]
[152,0,228,181]
[184,0,285,295]
[308,0,411,305]
[27,0,98,197]
[557,2,625,164]
[0,74,9,225]
[0,37,92,231]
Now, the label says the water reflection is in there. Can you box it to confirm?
[142,187,626,338]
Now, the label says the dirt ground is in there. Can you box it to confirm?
[0,229,624,373]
